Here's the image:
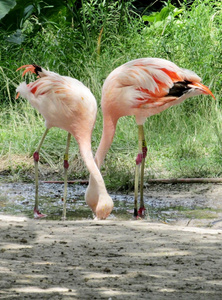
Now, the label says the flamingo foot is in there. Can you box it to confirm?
[34,208,47,219]
[138,206,146,218]
[128,207,146,219]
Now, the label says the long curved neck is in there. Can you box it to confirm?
[95,113,118,169]
[76,137,106,194]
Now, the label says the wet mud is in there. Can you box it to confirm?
[1,181,222,228]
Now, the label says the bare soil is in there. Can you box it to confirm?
[0,183,222,299]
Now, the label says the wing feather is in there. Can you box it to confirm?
[116,58,201,109]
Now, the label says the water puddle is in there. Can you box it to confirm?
[0,181,222,228]
[0,182,134,220]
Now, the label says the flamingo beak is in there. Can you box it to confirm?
[188,82,215,99]
[16,65,36,77]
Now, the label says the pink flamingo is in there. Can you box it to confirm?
[16,64,113,220]
[86,57,215,218]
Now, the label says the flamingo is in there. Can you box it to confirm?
[16,64,113,220]
[86,57,215,218]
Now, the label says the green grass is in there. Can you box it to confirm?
[0,0,222,190]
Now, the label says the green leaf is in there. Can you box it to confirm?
[0,0,17,20]
[173,8,184,17]
[142,10,163,23]
[142,14,158,23]
[159,6,171,20]
[142,3,183,24]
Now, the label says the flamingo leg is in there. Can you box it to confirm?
[134,161,140,217]
[33,128,49,218]
[138,131,147,217]
[134,125,145,217]
[62,132,71,220]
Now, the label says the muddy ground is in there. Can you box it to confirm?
[0,182,222,299]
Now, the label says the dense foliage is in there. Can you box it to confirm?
[0,0,221,189]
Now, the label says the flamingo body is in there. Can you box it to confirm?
[102,58,213,125]
[17,69,96,136]
[86,57,215,217]
[16,65,113,219]
[95,57,215,167]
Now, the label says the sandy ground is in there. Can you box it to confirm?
[1,182,222,299]
[0,213,222,300]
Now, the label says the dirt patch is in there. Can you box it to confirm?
[0,182,222,299]
[0,216,222,300]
